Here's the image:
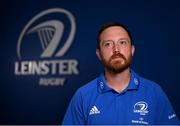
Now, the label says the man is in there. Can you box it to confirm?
[62,22,179,125]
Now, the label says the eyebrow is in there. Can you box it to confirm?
[118,38,130,42]
[101,38,130,45]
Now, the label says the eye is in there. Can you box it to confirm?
[119,40,128,45]
[103,41,113,48]
[104,42,111,46]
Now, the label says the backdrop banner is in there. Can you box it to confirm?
[1,0,180,124]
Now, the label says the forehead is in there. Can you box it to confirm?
[99,26,130,41]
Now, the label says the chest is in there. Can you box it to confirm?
[85,92,156,125]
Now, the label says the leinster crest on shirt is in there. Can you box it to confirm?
[133,101,149,115]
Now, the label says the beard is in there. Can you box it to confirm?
[101,51,132,74]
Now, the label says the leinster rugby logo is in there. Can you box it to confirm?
[17,8,76,58]
[134,101,148,115]
[14,8,79,86]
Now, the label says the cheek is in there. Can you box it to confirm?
[101,50,112,59]
[100,53,108,61]
[102,47,113,55]
[121,48,132,58]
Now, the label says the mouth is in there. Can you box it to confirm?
[113,55,122,58]
[111,57,124,63]
[111,56,122,60]
[111,54,124,60]
[110,53,126,63]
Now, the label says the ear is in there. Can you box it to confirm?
[96,49,102,61]
[131,45,135,56]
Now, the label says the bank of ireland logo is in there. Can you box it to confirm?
[15,8,79,86]
[134,101,149,115]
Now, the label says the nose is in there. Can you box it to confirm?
[113,43,120,53]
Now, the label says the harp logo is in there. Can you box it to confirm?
[15,8,79,86]
[17,8,76,59]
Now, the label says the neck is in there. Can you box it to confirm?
[104,68,131,92]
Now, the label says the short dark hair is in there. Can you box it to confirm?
[97,22,133,49]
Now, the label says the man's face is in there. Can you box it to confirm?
[96,26,135,73]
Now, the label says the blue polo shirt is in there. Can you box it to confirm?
[62,70,179,125]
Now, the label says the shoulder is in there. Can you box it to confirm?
[137,74,165,95]
[131,69,164,94]
[74,77,99,97]
[132,70,161,89]
[135,73,171,106]
[140,76,160,88]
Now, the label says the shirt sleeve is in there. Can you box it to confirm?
[155,85,180,124]
[62,89,85,125]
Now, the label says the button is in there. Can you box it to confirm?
[99,82,104,89]
[134,78,138,85]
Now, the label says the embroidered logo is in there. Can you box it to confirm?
[134,101,148,115]
[168,114,176,119]
[89,106,100,115]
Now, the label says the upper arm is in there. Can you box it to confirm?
[155,85,179,124]
[62,89,85,125]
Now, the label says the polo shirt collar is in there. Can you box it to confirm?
[97,69,140,93]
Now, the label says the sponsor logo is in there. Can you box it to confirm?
[14,8,79,86]
[168,114,176,119]
[134,101,148,115]
[89,106,100,115]
[132,119,148,125]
